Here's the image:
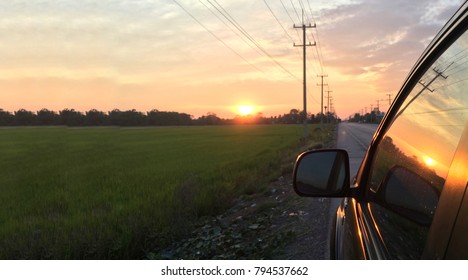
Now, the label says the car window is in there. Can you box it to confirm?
[367,29,468,259]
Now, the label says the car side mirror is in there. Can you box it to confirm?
[376,166,440,226]
[293,149,350,197]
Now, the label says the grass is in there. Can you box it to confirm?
[0,124,334,259]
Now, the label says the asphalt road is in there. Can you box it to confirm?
[336,122,379,177]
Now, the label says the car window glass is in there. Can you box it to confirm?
[368,30,468,259]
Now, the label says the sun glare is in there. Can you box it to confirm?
[238,105,254,116]
[424,156,436,167]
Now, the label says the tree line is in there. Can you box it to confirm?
[0,108,340,126]
[348,110,384,124]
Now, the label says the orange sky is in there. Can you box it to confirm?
[0,0,463,119]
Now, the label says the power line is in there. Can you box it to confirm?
[441,54,468,76]
[263,0,294,42]
[276,0,319,79]
[305,38,320,77]
[210,0,257,47]
[260,1,306,75]
[209,0,300,81]
[290,0,302,23]
[263,0,310,77]
[306,0,315,23]
[172,0,275,80]
[298,0,312,25]
[437,46,467,69]
[432,75,468,91]
[287,1,326,84]
[313,28,326,74]
[307,87,319,104]
[280,0,302,41]
[200,0,264,58]
[300,1,328,82]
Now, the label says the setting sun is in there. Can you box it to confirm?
[424,156,436,167]
[237,105,254,116]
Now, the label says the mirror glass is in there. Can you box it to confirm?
[294,150,348,196]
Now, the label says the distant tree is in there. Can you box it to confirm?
[59,109,85,126]
[108,109,122,126]
[122,109,146,126]
[109,109,146,126]
[0,109,14,126]
[196,112,223,125]
[276,109,301,124]
[309,113,317,123]
[36,109,58,125]
[349,113,361,122]
[289,109,299,115]
[14,109,36,125]
[85,109,108,126]
[147,110,193,126]
[254,112,271,124]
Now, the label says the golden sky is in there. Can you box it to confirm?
[0,0,464,119]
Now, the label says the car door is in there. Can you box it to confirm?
[338,6,468,259]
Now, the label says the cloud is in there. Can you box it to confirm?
[316,0,462,86]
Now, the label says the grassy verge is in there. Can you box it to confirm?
[0,124,334,259]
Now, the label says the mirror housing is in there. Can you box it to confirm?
[293,149,350,197]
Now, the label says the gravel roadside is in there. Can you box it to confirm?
[151,174,332,259]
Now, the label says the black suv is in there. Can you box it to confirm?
[293,3,468,259]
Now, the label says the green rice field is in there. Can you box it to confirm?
[0,124,331,259]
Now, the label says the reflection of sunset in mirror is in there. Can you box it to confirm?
[423,156,436,167]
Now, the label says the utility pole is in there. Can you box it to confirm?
[317,74,328,123]
[325,90,333,123]
[386,93,392,106]
[376,99,385,113]
[294,10,316,138]
[394,65,452,119]
[418,66,450,92]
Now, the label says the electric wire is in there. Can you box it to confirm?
[210,0,301,81]
[280,0,302,40]
[200,0,264,58]
[303,0,328,83]
[210,0,257,48]
[289,0,302,23]
[263,0,294,42]
[298,0,312,25]
[306,0,316,23]
[172,0,276,80]
[276,0,320,79]
[263,0,311,81]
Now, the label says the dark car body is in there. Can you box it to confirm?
[293,3,468,259]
